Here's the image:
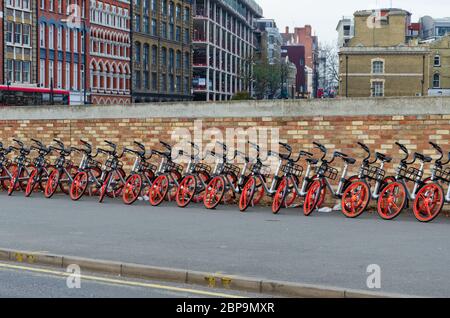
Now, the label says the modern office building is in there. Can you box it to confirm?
[4,0,36,86]
[192,0,263,101]
[420,16,450,41]
[89,0,132,105]
[254,18,282,65]
[38,0,90,104]
[132,0,193,103]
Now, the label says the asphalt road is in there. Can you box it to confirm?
[0,261,261,298]
[1,192,450,297]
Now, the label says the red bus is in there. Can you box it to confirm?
[0,85,70,106]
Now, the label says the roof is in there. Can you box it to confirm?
[354,8,411,17]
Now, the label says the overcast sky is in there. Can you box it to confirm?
[257,0,450,43]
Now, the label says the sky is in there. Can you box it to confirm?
[257,0,450,43]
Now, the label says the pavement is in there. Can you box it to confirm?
[1,192,450,297]
[0,261,263,298]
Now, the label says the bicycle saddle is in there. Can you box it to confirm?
[342,157,356,165]
[305,158,319,165]
[415,153,432,163]
[375,152,392,163]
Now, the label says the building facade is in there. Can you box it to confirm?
[282,25,319,97]
[281,44,306,97]
[4,0,37,86]
[420,16,450,41]
[0,0,3,84]
[428,35,450,96]
[38,0,90,104]
[255,18,281,65]
[192,0,263,101]
[336,17,354,48]
[132,0,192,103]
[89,0,131,105]
[338,8,431,98]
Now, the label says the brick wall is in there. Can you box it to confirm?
[1,97,450,211]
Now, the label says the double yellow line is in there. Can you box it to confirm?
[0,262,246,298]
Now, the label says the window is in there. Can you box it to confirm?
[80,65,85,90]
[152,19,157,35]
[135,15,141,32]
[49,61,54,86]
[161,23,167,38]
[57,0,62,13]
[14,24,22,44]
[161,74,167,91]
[49,0,54,11]
[49,25,54,49]
[40,59,46,86]
[371,81,384,97]
[40,0,44,9]
[14,61,22,82]
[65,29,70,51]
[23,0,30,9]
[135,42,141,63]
[57,26,63,50]
[73,30,78,52]
[372,60,384,74]
[143,71,149,89]
[151,45,157,65]
[143,44,149,67]
[176,75,181,92]
[143,16,149,33]
[135,71,141,89]
[169,49,174,69]
[161,47,167,66]
[433,73,441,88]
[6,22,13,43]
[81,31,85,53]
[161,0,167,15]
[176,50,181,69]
[176,5,181,20]
[169,23,174,40]
[169,75,174,92]
[184,28,189,43]
[6,60,13,83]
[65,62,70,90]
[73,64,78,90]
[22,62,30,83]
[184,76,189,94]
[176,26,181,41]
[57,61,62,88]
[184,52,189,69]
[434,55,441,67]
[184,7,189,22]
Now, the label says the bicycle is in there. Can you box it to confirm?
[0,142,15,191]
[44,139,78,198]
[376,142,432,220]
[98,140,127,203]
[340,142,394,218]
[69,140,105,201]
[121,141,157,205]
[303,142,357,216]
[7,139,32,196]
[412,142,449,222]
[148,141,183,206]
[24,139,53,197]
[202,142,254,210]
[271,150,319,214]
[238,141,292,212]
[175,142,212,208]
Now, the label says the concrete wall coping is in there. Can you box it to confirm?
[0,96,449,120]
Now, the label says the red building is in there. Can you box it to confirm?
[38,0,90,104]
[281,45,307,98]
[89,0,131,105]
[282,25,319,97]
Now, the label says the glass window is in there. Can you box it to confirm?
[49,25,54,49]
[14,60,22,82]
[433,73,441,88]
[57,26,63,50]
[40,59,46,86]
[14,24,22,44]
[161,47,167,66]
[6,22,13,43]
[434,55,441,67]
[6,60,13,83]
[151,45,157,65]
[22,61,30,83]
[152,19,157,35]
[371,81,384,97]
[135,42,141,63]
[372,60,384,74]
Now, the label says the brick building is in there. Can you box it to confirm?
[281,45,306,97]
[89,0,132,105]
[38,0,90,104]
[4,0,37,86]
[131,0,192,103]
[428,35,450,96]
[282,25,319,97]
[0,0,3,84]
[338,8,431,98]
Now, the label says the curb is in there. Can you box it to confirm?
[0,248,412,298]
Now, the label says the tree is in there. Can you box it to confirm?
[253,62,283,99]
[318,41,340,92]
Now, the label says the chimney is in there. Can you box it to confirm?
[285,26,289,34]
[305,25,312,35]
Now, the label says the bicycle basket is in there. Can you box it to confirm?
[88,158,101,169]
[361,164,386,181]
[398,166,423,182]
[251,162,271,178]
[223,163,241,177]
[142,161,157,173]
[165,161,183,174]
[281,163,303,178]
[435,167,450,183]
[316,164,338,180]
[194,163,211,175]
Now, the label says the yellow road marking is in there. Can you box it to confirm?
[0,262,246,298]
